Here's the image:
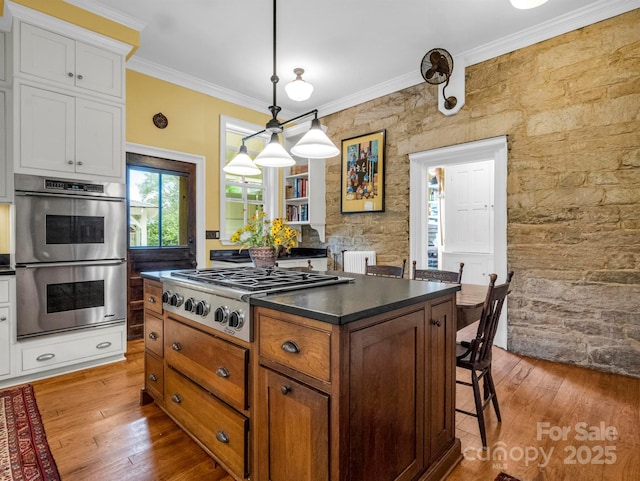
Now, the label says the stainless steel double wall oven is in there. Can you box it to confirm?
[15,174,127,338]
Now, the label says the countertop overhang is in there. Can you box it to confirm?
[210,247,327,263]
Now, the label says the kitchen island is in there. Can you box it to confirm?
[141,269,462,481]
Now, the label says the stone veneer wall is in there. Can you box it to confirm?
[304,11,640,377]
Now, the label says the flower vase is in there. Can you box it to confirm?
[249,246,278,268]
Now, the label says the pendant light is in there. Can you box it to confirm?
[223,0,339,175]
[223,142,261,176]
[285,68,314,102]
[510,0,548,9]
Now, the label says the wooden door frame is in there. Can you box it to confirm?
[126,142,206,267]
[409,136,508,349]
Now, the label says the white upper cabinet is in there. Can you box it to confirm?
[19,22,123,99]
[0,33,6,85]
[0,90,8,201]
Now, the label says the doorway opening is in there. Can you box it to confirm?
[409,136,508,348]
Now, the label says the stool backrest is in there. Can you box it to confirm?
[412,261,464,283]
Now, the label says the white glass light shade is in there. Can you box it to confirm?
[254,133,296,167]
[290,118,340,159]
[285,69,314,102]
[510,0,548,9]
[223,144,261,176]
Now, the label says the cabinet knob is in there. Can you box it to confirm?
[148,296,156,303]
[148,373,158,382]
[216,366,230,378]
[431,319,442,327]
[67,160,74,165]
[77,161,84,166]
[171,394,182,404]
[171,342,182,351]
[216,431,229,444]
[68,72,74,77]
[281,340,300,354]
[77,74,84,80]
[0,316,6,321]
[148,332,158,340]
[281,385,291,395]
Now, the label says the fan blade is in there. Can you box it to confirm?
[430,51,441,66]
[426,68,437,79]
[437,56,450,75]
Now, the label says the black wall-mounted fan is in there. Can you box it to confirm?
[420,48,457,110]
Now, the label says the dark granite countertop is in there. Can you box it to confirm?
[210,247,327,264]
[250,272,460,325]
[141,269,460,326]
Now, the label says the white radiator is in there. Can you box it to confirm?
[343,250,376,274]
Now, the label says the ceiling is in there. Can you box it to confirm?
[63,0,636,118]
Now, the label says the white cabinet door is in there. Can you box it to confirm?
[0,91,7,201]
[75,41,123,98]
[19,22,75,88]
[75,98,122,178]
[0,306,10,377]
[19,84,75,174]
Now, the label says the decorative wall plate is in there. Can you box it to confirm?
[153,112,168,129]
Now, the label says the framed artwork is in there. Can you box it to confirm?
[340,130,385,213]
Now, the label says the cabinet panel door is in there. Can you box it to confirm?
[75,98,122,179]
[349,311,425,481]
[20,85,75,173]
[258,368,329,481]
[0,91,6,200]
[20,23,75,87]
[75,42,122,98]
[427,298,456,462]
[0,306,10,377]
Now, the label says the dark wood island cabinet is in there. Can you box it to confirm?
[141,271,461,481]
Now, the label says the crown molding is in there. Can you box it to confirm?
[7,1,132,55]
[62,0,146,31]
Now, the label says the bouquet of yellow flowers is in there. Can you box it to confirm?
[230,212,299,252]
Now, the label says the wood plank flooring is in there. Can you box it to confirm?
[24,338,639,481]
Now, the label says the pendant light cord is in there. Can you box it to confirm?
[268,0,281,123]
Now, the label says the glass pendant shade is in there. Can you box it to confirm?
[254,133,296,167]
[223,144,261,176]
[285,68,314,102]
[510,0,548,9]
[290,118,340,159]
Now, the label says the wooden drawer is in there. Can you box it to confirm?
[164,317,249,411]
[165,367,248,480]
[144,351,164,402]
[144,312,164,358]
[259,314,331,383]
[144,280,163,315]
[0,279,8,303]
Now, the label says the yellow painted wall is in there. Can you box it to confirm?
[126,70,270,257]
[0,205,9,253]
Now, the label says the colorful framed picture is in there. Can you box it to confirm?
[340,130,385,214]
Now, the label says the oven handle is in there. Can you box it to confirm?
[15,191,125,202]
[16,259,126,269]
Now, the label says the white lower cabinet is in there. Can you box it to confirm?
[0,306,10,377]
[18,324,126,374]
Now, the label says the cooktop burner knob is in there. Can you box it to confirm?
[195,300,210,317]
[170,293,184,307]
[214,306,229,324]
[162,290,172,304]
[184,298,196,312]
[228,310,245,330]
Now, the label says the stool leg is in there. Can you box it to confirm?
[485,369,501,422]
[471,369,488,449]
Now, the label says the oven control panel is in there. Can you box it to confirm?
[161,284,251,343]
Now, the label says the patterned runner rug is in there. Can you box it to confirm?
[0,384,61,481]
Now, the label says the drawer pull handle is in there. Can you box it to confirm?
[281,385,291,395]
[148,296,156,303]
[0,316,6,321]
[281,341,300,354]
[149,374,158,382]
[36,353,55,362]
[171,394,182,404]
[216,430,229,444]
[96,341,112,349]
[431,319,442,327]
[172,342,182,351]
[148,332,158,340]
[216,367,230,378]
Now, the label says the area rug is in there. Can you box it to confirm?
[0,384,61,481]
[495,472,522,481]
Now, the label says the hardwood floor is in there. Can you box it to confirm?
[25,338,639,481]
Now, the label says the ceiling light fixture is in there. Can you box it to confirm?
[509,0,549,9]
[223,0,339,176]
[285,68,314,101]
